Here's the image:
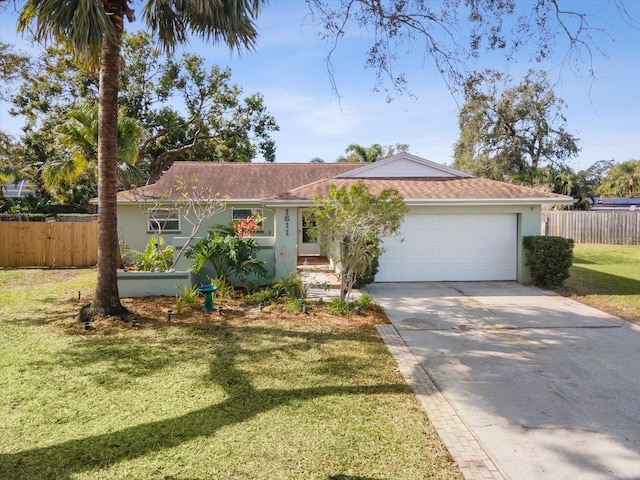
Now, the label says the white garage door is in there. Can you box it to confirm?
[376,213,517,282]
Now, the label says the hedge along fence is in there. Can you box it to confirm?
[0,221,98,268]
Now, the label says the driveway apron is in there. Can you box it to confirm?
[366,281,640,480]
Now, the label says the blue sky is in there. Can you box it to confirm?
[1,1,639,170]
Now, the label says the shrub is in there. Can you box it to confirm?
[186,226,267,283]
[283,297,305,313]
[355,293,384,312]
[175,284,200,313]
[326,294,384,316]
[210,278,234,299]
[523,236,575,287]
[273,272,305,299]
[0,213,46,221]
[120,243,139,268]
[327,297,352,316]
[351,241,381,289]
[242,286,281,306]
[132,235,174,271]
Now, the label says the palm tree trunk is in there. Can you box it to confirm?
[80,7,127,321]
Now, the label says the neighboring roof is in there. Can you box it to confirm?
[591,197,640,211]
[117,155,573,205]
[3,180,36,198]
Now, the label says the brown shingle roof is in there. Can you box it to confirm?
[271,177,571,201]
[117,161,572,203]
[118,162,362,201]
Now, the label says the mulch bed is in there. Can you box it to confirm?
[52,293,390,336]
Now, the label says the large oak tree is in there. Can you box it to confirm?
[453,69,580,182]
[7,34,278,207]
[305,1,637,96]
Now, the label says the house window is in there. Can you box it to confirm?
[147,208,180,232]
[232,208,264,232]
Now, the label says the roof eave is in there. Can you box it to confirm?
[264,199,315,207]
[403,197,576,206]
[115,196,575,207]
[115,197,265,205]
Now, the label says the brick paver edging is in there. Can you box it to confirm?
[376,324,507,480]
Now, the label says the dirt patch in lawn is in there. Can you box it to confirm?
[555,286,640,326]
[51,293,390,336]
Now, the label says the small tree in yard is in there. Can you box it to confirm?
[309,182,408,303]
[131,175,226,271]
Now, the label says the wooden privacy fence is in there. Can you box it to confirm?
[0,221,98,267]
[542,211,640,244]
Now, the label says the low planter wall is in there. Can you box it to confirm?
[117,270,193,298]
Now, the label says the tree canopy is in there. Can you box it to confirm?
[306,0,639,96]
[336,143,409,163]
[597,160,640,198]
[337,143,384,163]
[309,182,408,302]
[3,32,278,208]
[453,69,580,183]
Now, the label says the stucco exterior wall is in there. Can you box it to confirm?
[118,200,544,284]
[117,202,275,253]
[272,206,301,278]
[117,270,193,297]
[117,202,277,282]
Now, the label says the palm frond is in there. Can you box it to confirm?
[116,108,143,165]
[18,0,117,67]
[117,161,146,186]
[143,0,263,54]
[42,154,89,188]
[58,106,99,156]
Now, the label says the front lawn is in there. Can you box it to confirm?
[0,269,461,480]
[556,243,640,324]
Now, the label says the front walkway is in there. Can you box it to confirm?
[297,256,361,300]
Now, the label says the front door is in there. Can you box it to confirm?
[298,209,321,256]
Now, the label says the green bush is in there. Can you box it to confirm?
[120,244,139,268]
[0,213,46,221]
[175,285,200,313]
[345,239,381,289]
[355,293,383,312]
[523,236,575,287]
[242,286,281,306]
[186,226,267,283]
[210,277,234,299]
[326,294,382,316]
[327,297,352,316]
[132,235,174,271]
[273,272,305,299]
[283,297,305,313]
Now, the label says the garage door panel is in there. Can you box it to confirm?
[438,229,463,243]
[376,213,517,282]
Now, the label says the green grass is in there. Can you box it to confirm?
[557,244,640,322]
[0,269,461,480]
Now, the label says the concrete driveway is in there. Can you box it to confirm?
[366,281,640,480]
